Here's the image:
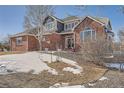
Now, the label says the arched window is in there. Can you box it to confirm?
[80,27,96,42]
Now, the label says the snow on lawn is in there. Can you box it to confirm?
[50,83,85,88]
[88,83,96,86]
[41,53,83,74]
[62,85,85,88]
[63,67,82,74]
[99,76,108,81]
[0,52,58,74]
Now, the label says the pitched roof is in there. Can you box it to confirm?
[50,15,64,23]
[62,16,79,22]
[10,32,28,37]
[91,16,112,30]
[11,15,112,38]
[91,16,109,26]
[10,28,38,37]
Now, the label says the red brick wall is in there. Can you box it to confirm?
[10,35,39,51]
[10,36,28,51]
[74,17,106,50]
[42,33,64,50]
[28,36,39,51]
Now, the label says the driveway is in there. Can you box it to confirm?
[0,52,53,74]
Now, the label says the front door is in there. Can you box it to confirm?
[65,37,74,49]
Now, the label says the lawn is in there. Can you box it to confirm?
[0,60,107,88]
[0,51,107,87]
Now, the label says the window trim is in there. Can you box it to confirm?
[64,22,77,31]
[45,21,54,31]
[16,37,23,46]
[80,27,96,42]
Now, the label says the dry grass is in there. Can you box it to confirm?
[0,60,107,88]
[0,65,107,88]
[0,51,25,55]
[45,61,107,86]
[46,61,75,72]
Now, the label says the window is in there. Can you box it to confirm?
[72,23,75,28]
[75,22,78,25]
[80,27,96,42]
[65,24,68,30]
[46,22,54,30]
[16,37,23,45]
[65,22,76,31]
[68,24,71,29]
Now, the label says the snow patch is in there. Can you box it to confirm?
[63,67,82,74]
[99,76,108,81]
[63,85,85,88]
[41,53,82,68]
[47,68,58,75]
[50,83,85,88]
[88,83,96,86]
[50,83,69,88]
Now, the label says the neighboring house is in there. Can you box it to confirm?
[10,15,114,51]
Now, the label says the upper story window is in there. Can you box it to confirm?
[45,22,54,31]
[64,22,78,31]
[75,22,78,25]
[80,27,96,42]
[16,37,23,45]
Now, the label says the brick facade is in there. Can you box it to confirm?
[42,33,64,50]
[74,17,106,50]
[10,16,112,52]
[10,35,39,51]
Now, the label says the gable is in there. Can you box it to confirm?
[74,16,105,30]
[43,16,55,25]
[74,17,104,32]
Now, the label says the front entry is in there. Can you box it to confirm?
[65,37,74,49]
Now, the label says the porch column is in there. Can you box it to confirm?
[65,37,68,49]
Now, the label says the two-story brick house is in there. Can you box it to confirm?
[10,15,114,51]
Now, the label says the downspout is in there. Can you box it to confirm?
[26,35,29,51]
[9,38,12,51]
[74,32,76,49]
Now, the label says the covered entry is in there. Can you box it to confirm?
[65,37,74,49]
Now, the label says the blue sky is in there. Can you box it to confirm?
[0,5,124,41]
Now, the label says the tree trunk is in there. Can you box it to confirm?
[39,40,42,51]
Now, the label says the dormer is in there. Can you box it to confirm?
[43,15,64,33]
[62,16,80,31]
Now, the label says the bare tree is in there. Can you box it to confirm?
[24,5,54,51]
[118,27,124,41]
[23,16,32,31]
[118,27,124,52]
[80,35,111,66]
[0,35,10,51]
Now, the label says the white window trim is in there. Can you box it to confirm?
[64,22,76,31]
[80,28,96,42]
